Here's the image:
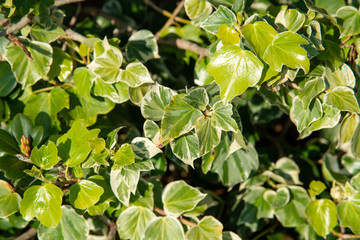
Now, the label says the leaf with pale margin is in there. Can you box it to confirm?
[30,141,59,170]
[141,85,174,121]
[118,62,154,87]
[241,21,278,59]
[162,180,206,217]
[211,101,238,132]
[0,180,21,217]
[186,216,223,240]
[183,88,209,111]
[20,183,62,228]
[207,45,264,103]
[324,64,355,89]
[275,9,306,32]
[144,216,184,240]
[196,117,221,156]
[263,31,309,73]
[112,143,135,166]
[305,199,337,237]
[170,132,199,167]
[5,39,52,88]
[336,6,360,38]
[338,113,359,147]
[337,192,360,234]
[57,120,100,167]
[116,206,156,240]
[290,97,323,132]
[161,95,202,142]
[298,77,325,108]
[38,205,89,240]
[69,180,104,210]
[88,38,123,83]
[126,30,160,62]
[324,86,360,113]
[201,5,237,35]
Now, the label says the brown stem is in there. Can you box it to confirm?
[155,0,185,38]
[13,228,37,240]
[154,207,197,226]
[54,0,86,7]
[98,215,117,240]
[332,231,360,239]
[144,0,191,24]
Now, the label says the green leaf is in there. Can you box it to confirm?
[24,87,69,127]
[126,30,159,62]
[0,62,17,97]
[183,88,209,111]
[308,180,326,198]
[263,31,309,73]
[0,129,20,155]
[47,47,73,82]
[275,186,310,228]
[170,132,199,167]
[30,24,65,43]
[201,5,237,35]
[5,40,52,88]
[324,64,355,89]
[207,45,264,102]
[336,6,360,38]
[162,180,206,217]
[298,77,325,108]
[263,187,290,208]
[11,113,34,143]
[0,180,21,217]
[93,79,129,104]
[186,216,223,240]
[112,143,135,167]
[143,216,185,240]
[338,113,359,147]
[38,205,89,240]
[351,122,360,159]
[161,95,202,142]
[69,180,104,210]
[141,85,174,121]
[275,9,306,32]
[30,141,59,170]
[184,0,212,21]
[337,192,360,234]
[305,199,337,237]
[290,97,323,132]
[116,206,156,240]
[195,117,221,156]
[20,183,62,228]
[118,62,154,87]
[88,38,123,83]
[324,86,360,113]
[211,101,238,132]
[216,24,240,45]
[241,21,278,59]
[57,120,100,167]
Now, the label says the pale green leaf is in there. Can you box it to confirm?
[337,192,360,234]
[5,40,52,88]
[186,216,223,240]
[290,97,323,132]
[170,132,199,167]
[275,9,306,32]
[201,5,237,35]
[324,64,355,89]
[30,24,65,43]
[69,180,104,210]
[298,77,325,108]
[112,143,135,167]
[116,206,156,240]
[141,85,174,121]
[324,86,360,113]
[241,21,278,59]
[211,101,238,132]
[144,216,185,240]
[38,205,89,240]
[263,31,309,73]
[336,6,360,38]
[20,183,62,228]
[57,120,100,167]
[162,180,206,217]
[161,95,202,142]
[118,62,154,87]
[196,117,221,156]
[183,88,209,111]
[30,141,60,170]
[0,180,21,217]
[305,199,337,237]
[126,30,159,62]
[207,45,264,102]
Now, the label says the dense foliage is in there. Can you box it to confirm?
[1,0,360,239]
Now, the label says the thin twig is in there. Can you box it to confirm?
[54,0,86,7]
[332,231,360,239]
[154,207,196,226]
[144,0,191,24]
[13,228,37,240]
[155,0,185,38]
